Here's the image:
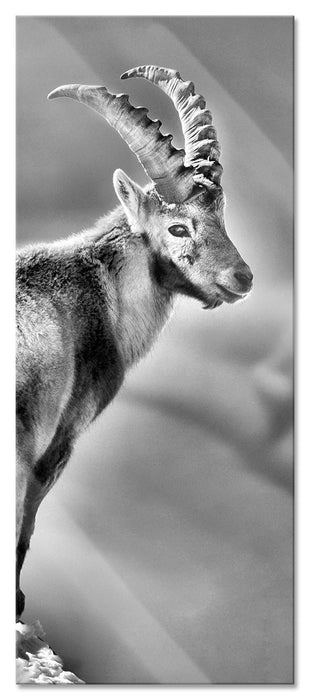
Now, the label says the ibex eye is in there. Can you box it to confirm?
[168,224,190,238]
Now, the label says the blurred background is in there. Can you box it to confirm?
[16,16,293,684]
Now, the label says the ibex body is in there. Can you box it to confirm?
[16,66,253,619]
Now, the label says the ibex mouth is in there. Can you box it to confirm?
[216,284,247,304]
[202,298,223,310]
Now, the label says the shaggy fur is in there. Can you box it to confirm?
[16,170,252,618]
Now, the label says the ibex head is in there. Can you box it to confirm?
[48,65,253,309]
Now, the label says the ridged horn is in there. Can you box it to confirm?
[121,65,223,188]
[47,83,196,203]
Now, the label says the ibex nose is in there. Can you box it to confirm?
[234,267,253,292]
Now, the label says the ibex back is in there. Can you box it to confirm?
[16,65,253,619]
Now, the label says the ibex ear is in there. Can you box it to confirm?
[113,169,146,229]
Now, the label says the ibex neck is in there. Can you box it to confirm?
[92,208,174,368]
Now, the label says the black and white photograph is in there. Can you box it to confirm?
[15,15,293,685]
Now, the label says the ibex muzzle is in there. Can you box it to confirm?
[16,65,253,619]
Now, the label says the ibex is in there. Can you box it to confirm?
[16,65,253,619]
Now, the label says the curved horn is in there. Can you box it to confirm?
[47,83,196,203]
[121,66,223,188]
